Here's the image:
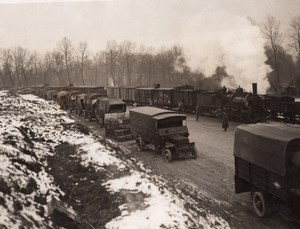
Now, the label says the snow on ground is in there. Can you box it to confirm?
[0,90,230,229]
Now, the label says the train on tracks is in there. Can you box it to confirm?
[23,83,300,123]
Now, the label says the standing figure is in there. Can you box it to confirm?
[70,95,76,113]
[178,101,184,113]
[222,112,229,131]
[149,98,153,106]
[196,105,200,121]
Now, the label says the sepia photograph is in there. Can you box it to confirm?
[0,0,300,228]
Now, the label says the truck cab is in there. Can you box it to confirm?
[95,98,126,125]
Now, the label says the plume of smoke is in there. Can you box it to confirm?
[177,9,271,93]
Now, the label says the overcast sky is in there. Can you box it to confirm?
[0,0,299,53]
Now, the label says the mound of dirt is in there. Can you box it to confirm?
[47,142,122,228]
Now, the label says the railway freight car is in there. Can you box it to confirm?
[234,123,300,217]
[261,95,296,121]
[107,86,121,99]
[120,86,140,104]
[196,91,224,116]
[135,87,154,105]
[152,88,175,108]
[174,89,198,113]
[69,86,105,94]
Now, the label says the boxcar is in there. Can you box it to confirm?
[107,86,121,99]
[152,88,174,108]
[70,86,105,94]
[234,123,300,217]
[135,87,154,105]
[120,86,139,104]
[174,89,197,113]
[196,91,223,116]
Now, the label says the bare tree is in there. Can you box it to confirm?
[30,52,42,85]
[1,49,14,87]
[94,51,107,86]
[78,41,88,86]
[106,40,122,86]
[48,51,64,86]
[59,37,73,85]
[121,41,136,85]
[11,47,35,87]
[42,52,54,85]
[289,16,300,57]
[261,15,284,92]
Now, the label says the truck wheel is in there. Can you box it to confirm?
[136,136,144,151]
[191,148,197,159]
[252,191,272,217]
[99,118,104,127]
[163,149,172,162]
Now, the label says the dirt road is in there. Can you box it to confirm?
[73,113,300,229]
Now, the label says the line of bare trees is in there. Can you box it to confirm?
[0,37,195,89]
[0,15,300,93]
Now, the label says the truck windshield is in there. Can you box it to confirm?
[157,118,184,129]
[109,104,126,113]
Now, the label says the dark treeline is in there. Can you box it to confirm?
[0,15,300,94]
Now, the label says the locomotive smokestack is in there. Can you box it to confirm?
[252,83,257,95]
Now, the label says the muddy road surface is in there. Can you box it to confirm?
[73,112,300,229]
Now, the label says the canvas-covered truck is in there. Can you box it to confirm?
[75,93,86,116]
[234,123,300,217]
[130,106,197,162]
[95,97,131,141]
[57,91,69,109]
[83,93,105,121]
[95,98,126,126]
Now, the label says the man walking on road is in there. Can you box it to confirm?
[196,106,200,121]
[222,112,229,131]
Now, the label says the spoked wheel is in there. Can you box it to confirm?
[252,191,272,217]
[99,117,104,127]
[191,148,197,159]
[136,136,144,151]
[163,149,172,162]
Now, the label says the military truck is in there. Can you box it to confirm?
[75,94,86,116]
[95,98,126,125]
[95,98,131,141]
[57,91,69,109]
[130,106,196,162]
[83,93,105,121]
[234,123,300,217]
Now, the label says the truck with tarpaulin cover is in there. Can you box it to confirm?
[95,97,131,141]
[57,91,69,109]
[234,123,300,217]
[83,93,105,121]
[130,106,197,162]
